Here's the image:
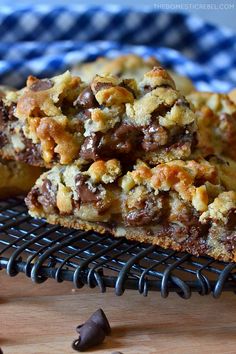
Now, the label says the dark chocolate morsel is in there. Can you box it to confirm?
[0,347,3,354]
[25,186,41,210]
[39,178,57,210]
[75,87,98,109]
[227,208,236,228]
[75,174,99,203]
[30,79,53,92]
[125,194,164,227]
[72,321,105,351]
[0,132,8,148]
[87,308,111,335]
[0,99,9,124]
[112,124,141,154]
[79,134,101,161]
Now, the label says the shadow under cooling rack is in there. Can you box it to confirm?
[0,197,236,299]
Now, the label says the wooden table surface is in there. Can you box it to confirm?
[1,270,236,354]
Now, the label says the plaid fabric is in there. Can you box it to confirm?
[0,5,235,92]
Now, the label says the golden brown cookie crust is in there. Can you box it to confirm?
[28,207,236,263]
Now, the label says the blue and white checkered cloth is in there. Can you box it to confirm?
[0,5,235,92]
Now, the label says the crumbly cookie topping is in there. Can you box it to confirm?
[2,66,197,166]
[120,158,220,212]
[187,92,236,160]
[72,54,195,95]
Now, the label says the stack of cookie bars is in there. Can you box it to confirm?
[0,55,236,262]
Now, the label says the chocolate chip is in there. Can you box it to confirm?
[80,124,142,162]
[75,87,98,109]
[72,309,111,352]
[75,174,99,203]
[25,187,41,209]
[79,134,101,161]
[0,132,8,148]
[125,194,164,227]
[41,178,53,196]
[29,79,53,92]
[72,321,106,352]
[0,100,9,124]
[86,309,111,335]
[227,208,236,229]
[142,123,168,151]
[112,124,141,154]
[38,178,57,212]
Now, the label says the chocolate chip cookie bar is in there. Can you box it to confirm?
[72,54,195,95]
[0,67,197,167]
[26,157,236,262]
[0,158,43,198]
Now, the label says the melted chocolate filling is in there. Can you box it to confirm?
[124,194,166,227]
[78,100,195,163]
[25,187,41,209]
[38,178,57,211]
[75,174,99,203]
[80,124,142,162]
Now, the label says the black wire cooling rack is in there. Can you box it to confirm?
[0,197,236,299]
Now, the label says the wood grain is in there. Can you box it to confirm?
[0,270,236,354]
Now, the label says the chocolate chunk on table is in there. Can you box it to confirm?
[72,309,111,352]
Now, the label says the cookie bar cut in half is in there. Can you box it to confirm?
[0,67,197,167]
[26,158,236,262]
[0,158,43,199]
[72,54,195,95]
[0,68,197,168]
